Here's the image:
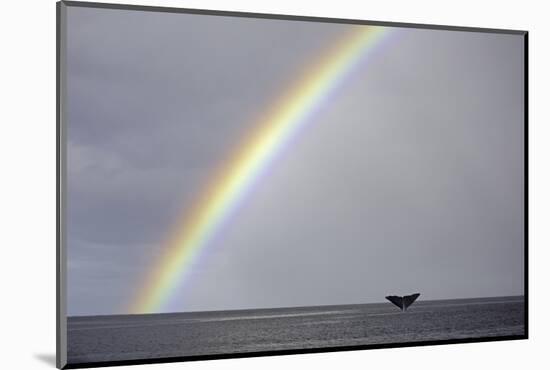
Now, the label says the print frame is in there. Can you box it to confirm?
[57,1,528,368]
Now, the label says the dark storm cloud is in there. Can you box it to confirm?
[66,6,524,315]
[66,6,350,247]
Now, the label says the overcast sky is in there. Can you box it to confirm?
[65,6,524,316]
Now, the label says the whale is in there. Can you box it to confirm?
[385,293,421,311]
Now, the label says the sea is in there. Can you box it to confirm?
[67,296,525,365]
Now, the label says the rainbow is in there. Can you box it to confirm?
[130,25,392,314]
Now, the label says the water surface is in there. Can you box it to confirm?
[68,296,525,364]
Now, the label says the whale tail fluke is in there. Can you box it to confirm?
[385,293,420,311]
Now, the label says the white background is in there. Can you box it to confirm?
[0,0,545,369]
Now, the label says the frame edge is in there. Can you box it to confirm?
[57,1,68,369]
[61,0,527,35]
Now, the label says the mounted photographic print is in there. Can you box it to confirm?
[56,1,528,368]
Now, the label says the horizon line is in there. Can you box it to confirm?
[68,294,525,318]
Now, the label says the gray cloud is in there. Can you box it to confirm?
[65,6,524,315]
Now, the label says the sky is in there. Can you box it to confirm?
[65,5,525,316]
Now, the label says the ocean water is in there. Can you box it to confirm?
[67,296,525,365]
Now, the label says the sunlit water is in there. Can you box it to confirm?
[67,296,524,364]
